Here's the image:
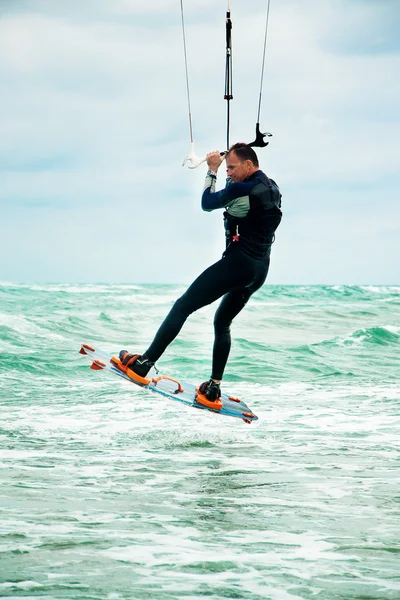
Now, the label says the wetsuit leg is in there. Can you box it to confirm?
[144,251,259,363]
[211,257,270,380]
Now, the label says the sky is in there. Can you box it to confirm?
[0,0,399,284]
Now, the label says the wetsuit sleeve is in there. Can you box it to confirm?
[202,175,255,212]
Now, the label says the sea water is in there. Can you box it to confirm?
[0,283,399,600]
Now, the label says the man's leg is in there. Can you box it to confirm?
[211,257,270,380]
[144,253,252,364]
[211,289,252,381]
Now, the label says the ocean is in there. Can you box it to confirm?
[0,282,399,600]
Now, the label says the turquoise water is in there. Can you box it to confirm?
[1,283,399,600]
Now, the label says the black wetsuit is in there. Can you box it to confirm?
[144,169,282,380]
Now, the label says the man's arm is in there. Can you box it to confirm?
[201,150,254,212]
[202,173,254,212]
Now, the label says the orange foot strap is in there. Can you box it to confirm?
[110,356,150,386]
[195,390,223,411]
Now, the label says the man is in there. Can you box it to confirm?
[116,143,282,404]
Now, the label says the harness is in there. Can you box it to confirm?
[223,176,282,259]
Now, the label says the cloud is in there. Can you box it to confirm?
[321,0,400,55]
[0,0,399,284]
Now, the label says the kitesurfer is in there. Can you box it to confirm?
[119,143,282,402]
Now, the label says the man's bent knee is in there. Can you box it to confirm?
[214,314,232,335]
[173,294,199,319]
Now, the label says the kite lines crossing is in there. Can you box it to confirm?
[181,0,273,169]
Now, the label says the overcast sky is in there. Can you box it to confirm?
[1,0,399,284]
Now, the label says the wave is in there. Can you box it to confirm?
[287,326,400,354]
[0,282,143,293]
[334,325,400,347]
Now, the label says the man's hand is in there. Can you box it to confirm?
[206,151,226,173]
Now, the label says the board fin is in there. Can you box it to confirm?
[80,343,95,355]
[90,360,106,370]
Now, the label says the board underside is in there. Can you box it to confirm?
[79,344,258,422]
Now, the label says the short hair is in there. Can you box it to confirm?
[227,142,259,168]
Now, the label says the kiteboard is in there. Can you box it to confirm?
[79,344,258,423]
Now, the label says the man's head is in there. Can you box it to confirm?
[226,143,259,182]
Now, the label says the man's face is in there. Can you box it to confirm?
[226,152,252,182]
